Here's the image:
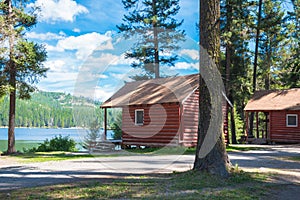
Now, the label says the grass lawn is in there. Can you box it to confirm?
[5,144,266,163]
[0,170,275,200]
[126,145,266,155]
[11,151,124,163]
[226,145,266,152]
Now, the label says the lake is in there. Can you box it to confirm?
[0,128,114,152]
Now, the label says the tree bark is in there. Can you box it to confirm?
[194,0,231,177]
[230,100,237,144]
[152,0,160,78]
[7,0,17,154]
[250,0,263,137]
[224,1,233,144]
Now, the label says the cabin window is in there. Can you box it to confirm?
[135,109,144,125]
[286,114,298,127]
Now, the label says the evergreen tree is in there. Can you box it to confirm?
[220,0,253,143]
[83,121,102,151]
[117,0,185,80]
[281,0,300,87]
[194,0,231,177]
[258,0,286,90]
[0,0,48,154]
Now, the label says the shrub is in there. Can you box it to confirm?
[111,112,122,140]
[111,122,122,140]
[35,135,77,152]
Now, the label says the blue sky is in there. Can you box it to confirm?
[26,0,199,101]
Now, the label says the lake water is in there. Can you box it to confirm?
[0,128,114,152]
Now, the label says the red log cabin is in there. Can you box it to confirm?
[101,74,230,147]
[244,89,300,143]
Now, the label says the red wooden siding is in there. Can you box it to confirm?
[180,89,228,147]
[181,89,198,147]
[270,111,300,142]
[122,103,180,147]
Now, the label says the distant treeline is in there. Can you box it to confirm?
[0,91,121,128]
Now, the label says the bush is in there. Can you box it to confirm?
[111,112,122,140]
[34,135,77,152]
[111,122,122,140]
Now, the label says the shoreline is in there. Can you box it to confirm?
[0,127,86,129]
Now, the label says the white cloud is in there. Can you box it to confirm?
[110,54,135,66]
[44,44,64,52]
[109,73,132,82]
[81,53,120,71]
[26,32,65,41]
[56,32,114,60]
[29,0,88,23]
[44,60,66,72]
[171,62,199,70]
[38,71,78,94]
[94,86,114,102]
[73,28,81,33]
[179,49,199,60]
[98,74,108,79]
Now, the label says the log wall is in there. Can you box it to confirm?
[181,89,198,147]
[270,111,300,143]
[122,103,180,147]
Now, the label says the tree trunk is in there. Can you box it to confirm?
[250,0,263,137]
[6,0,17,154]
[194,0,231,177]
[225,46,231,144]
[152,0,159,78]
[230,100,237,144]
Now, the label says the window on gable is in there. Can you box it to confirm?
[135,109,144,125]
[286,114,298,127]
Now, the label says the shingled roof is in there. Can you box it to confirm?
[101,74,199,108]
[244,88,300,111]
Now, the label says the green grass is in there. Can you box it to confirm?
[12,145,265,163]
[226,145,266,152]
[283,156,300,161]
[0,170,274,200]
[125,145,264,155]
[11,151,122,163]
[0,140,41,153]
[125,146,196,155]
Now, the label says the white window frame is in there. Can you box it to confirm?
[286,114,298,127]
[135,109,144,125]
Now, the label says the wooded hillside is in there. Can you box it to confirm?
[0,91,119,128]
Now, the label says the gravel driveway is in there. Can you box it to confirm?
[0,144,299,192]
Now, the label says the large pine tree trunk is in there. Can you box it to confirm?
[7,0,16,154]
[194,0,231,177]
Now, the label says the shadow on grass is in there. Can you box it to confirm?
[0,169,274,200]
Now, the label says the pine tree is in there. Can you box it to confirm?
[117,0,185,80]
[258,0,286,90]
[83,121,101,151]
[220,0,253,143]
[281,0,300,87]
[194,0,231,177]
[0,0,48,154]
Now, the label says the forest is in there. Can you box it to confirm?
[0,91,120,128]
[0,0,299,155]
[218,0,299,142]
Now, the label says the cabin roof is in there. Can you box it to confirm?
[101,74,199,108]
[244,88,300,111]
